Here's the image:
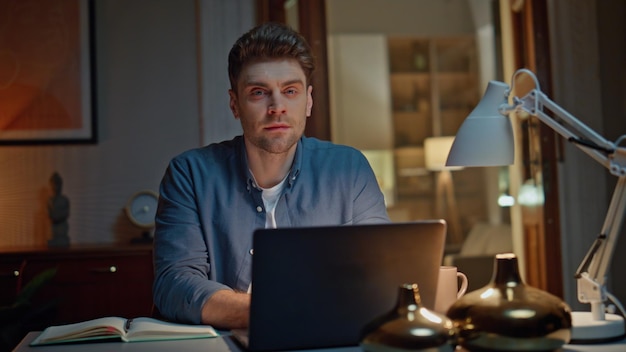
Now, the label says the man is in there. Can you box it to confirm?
[153,22,389,329]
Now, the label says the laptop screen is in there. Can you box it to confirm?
[245,221,446,351]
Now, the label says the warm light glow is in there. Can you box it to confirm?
[409,328,435,337]
[506,287,515,300]
[505,309,537,319]
[419,307,444,324]
[424,136,463,171]
[480,288,496,299]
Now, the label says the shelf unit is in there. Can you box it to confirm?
[387,36,487,235]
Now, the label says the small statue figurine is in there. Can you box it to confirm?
[48,172,70,247]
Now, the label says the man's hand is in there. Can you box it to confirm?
[201,289,250,329]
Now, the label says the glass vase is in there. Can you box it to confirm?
[446,253,572,351]
[360,283,455,352]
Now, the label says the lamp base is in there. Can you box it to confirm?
[570,311,625,344]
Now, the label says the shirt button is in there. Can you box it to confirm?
[256,206,263,212]
[249,249,254,255]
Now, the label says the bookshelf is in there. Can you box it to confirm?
[388,36,486,235]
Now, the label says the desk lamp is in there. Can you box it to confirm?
[446,68,626,343]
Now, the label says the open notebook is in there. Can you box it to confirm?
[233,220,446,351]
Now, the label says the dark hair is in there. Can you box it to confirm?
[228,22,315,92]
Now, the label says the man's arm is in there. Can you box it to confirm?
[154,154,242,325]
[201,290,250,329]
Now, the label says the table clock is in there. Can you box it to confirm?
[125,190,159,244]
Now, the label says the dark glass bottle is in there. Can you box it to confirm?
[360,283,455,351]
[447,253,572,351]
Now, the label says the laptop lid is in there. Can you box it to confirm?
[245,220,446,351]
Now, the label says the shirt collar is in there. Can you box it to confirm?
[239,136,303,191]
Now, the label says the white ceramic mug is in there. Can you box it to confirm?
[434,265,468,314]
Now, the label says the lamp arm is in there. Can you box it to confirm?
[575,177,626,319]
[517,90,617,172]
[514,82,626,319]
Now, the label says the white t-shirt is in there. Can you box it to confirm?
[260,176,287,229]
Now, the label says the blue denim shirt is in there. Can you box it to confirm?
[153,136,390,324]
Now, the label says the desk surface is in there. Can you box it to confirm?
[12,332,357,352]
[12,332,626,352]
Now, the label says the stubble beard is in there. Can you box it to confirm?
[256,108,308,154]
[252,130,301,155]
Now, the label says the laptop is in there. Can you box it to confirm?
[234,220,446,351]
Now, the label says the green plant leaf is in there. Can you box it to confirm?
[14,268,57,306]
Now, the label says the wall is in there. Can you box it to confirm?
[327,0,474,36]
[550,0,626,310]
[0,0,252,246]
[596,0,626,308]
[198,0,249,145]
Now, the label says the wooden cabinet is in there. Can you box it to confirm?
[0,245,153,325]
[0,257,23,306]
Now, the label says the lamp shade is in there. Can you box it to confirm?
[446,81,515,167]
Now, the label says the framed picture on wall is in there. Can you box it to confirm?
[0,0,97,145]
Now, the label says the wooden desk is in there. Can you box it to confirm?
[12,332,626,352]
[13,332,358,352]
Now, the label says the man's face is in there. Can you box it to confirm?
[229,59,313,155]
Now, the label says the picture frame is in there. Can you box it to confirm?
[0,0,97,145]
